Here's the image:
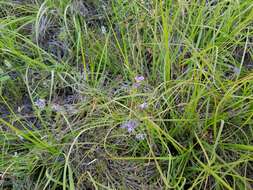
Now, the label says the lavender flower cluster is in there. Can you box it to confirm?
[133,75,145,88]
[119,75,148,140]
[34,99,46,109]
[120,120,139,133]
[120,119,146,140]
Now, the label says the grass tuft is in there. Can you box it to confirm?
[0,0,253,189]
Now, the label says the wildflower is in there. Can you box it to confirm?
[34,99,46,109]
[135,75,145,83]
[133,82,141,88]
[138,102,148,110]
[135,133,146,140]
[120,120,139,133]
[133,75,145,88]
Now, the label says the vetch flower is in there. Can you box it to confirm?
[135,133,146,141]
[120,120,139,133]
[135,75,145,83]
[133,75,145,88]
[34,99,46,109]
[133,82,141,88]
[138,102,148,110]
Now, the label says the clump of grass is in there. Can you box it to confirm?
[0,0,253,189]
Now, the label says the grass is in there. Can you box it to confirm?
[0,0,253,189]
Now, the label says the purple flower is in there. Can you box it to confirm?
[34,99,46,109]
[135,76,145,83]
[120,120,139,133]
[133,75,145,88]
[138,102,148,110]
[135,133,146,140]
[133,82,141,88]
